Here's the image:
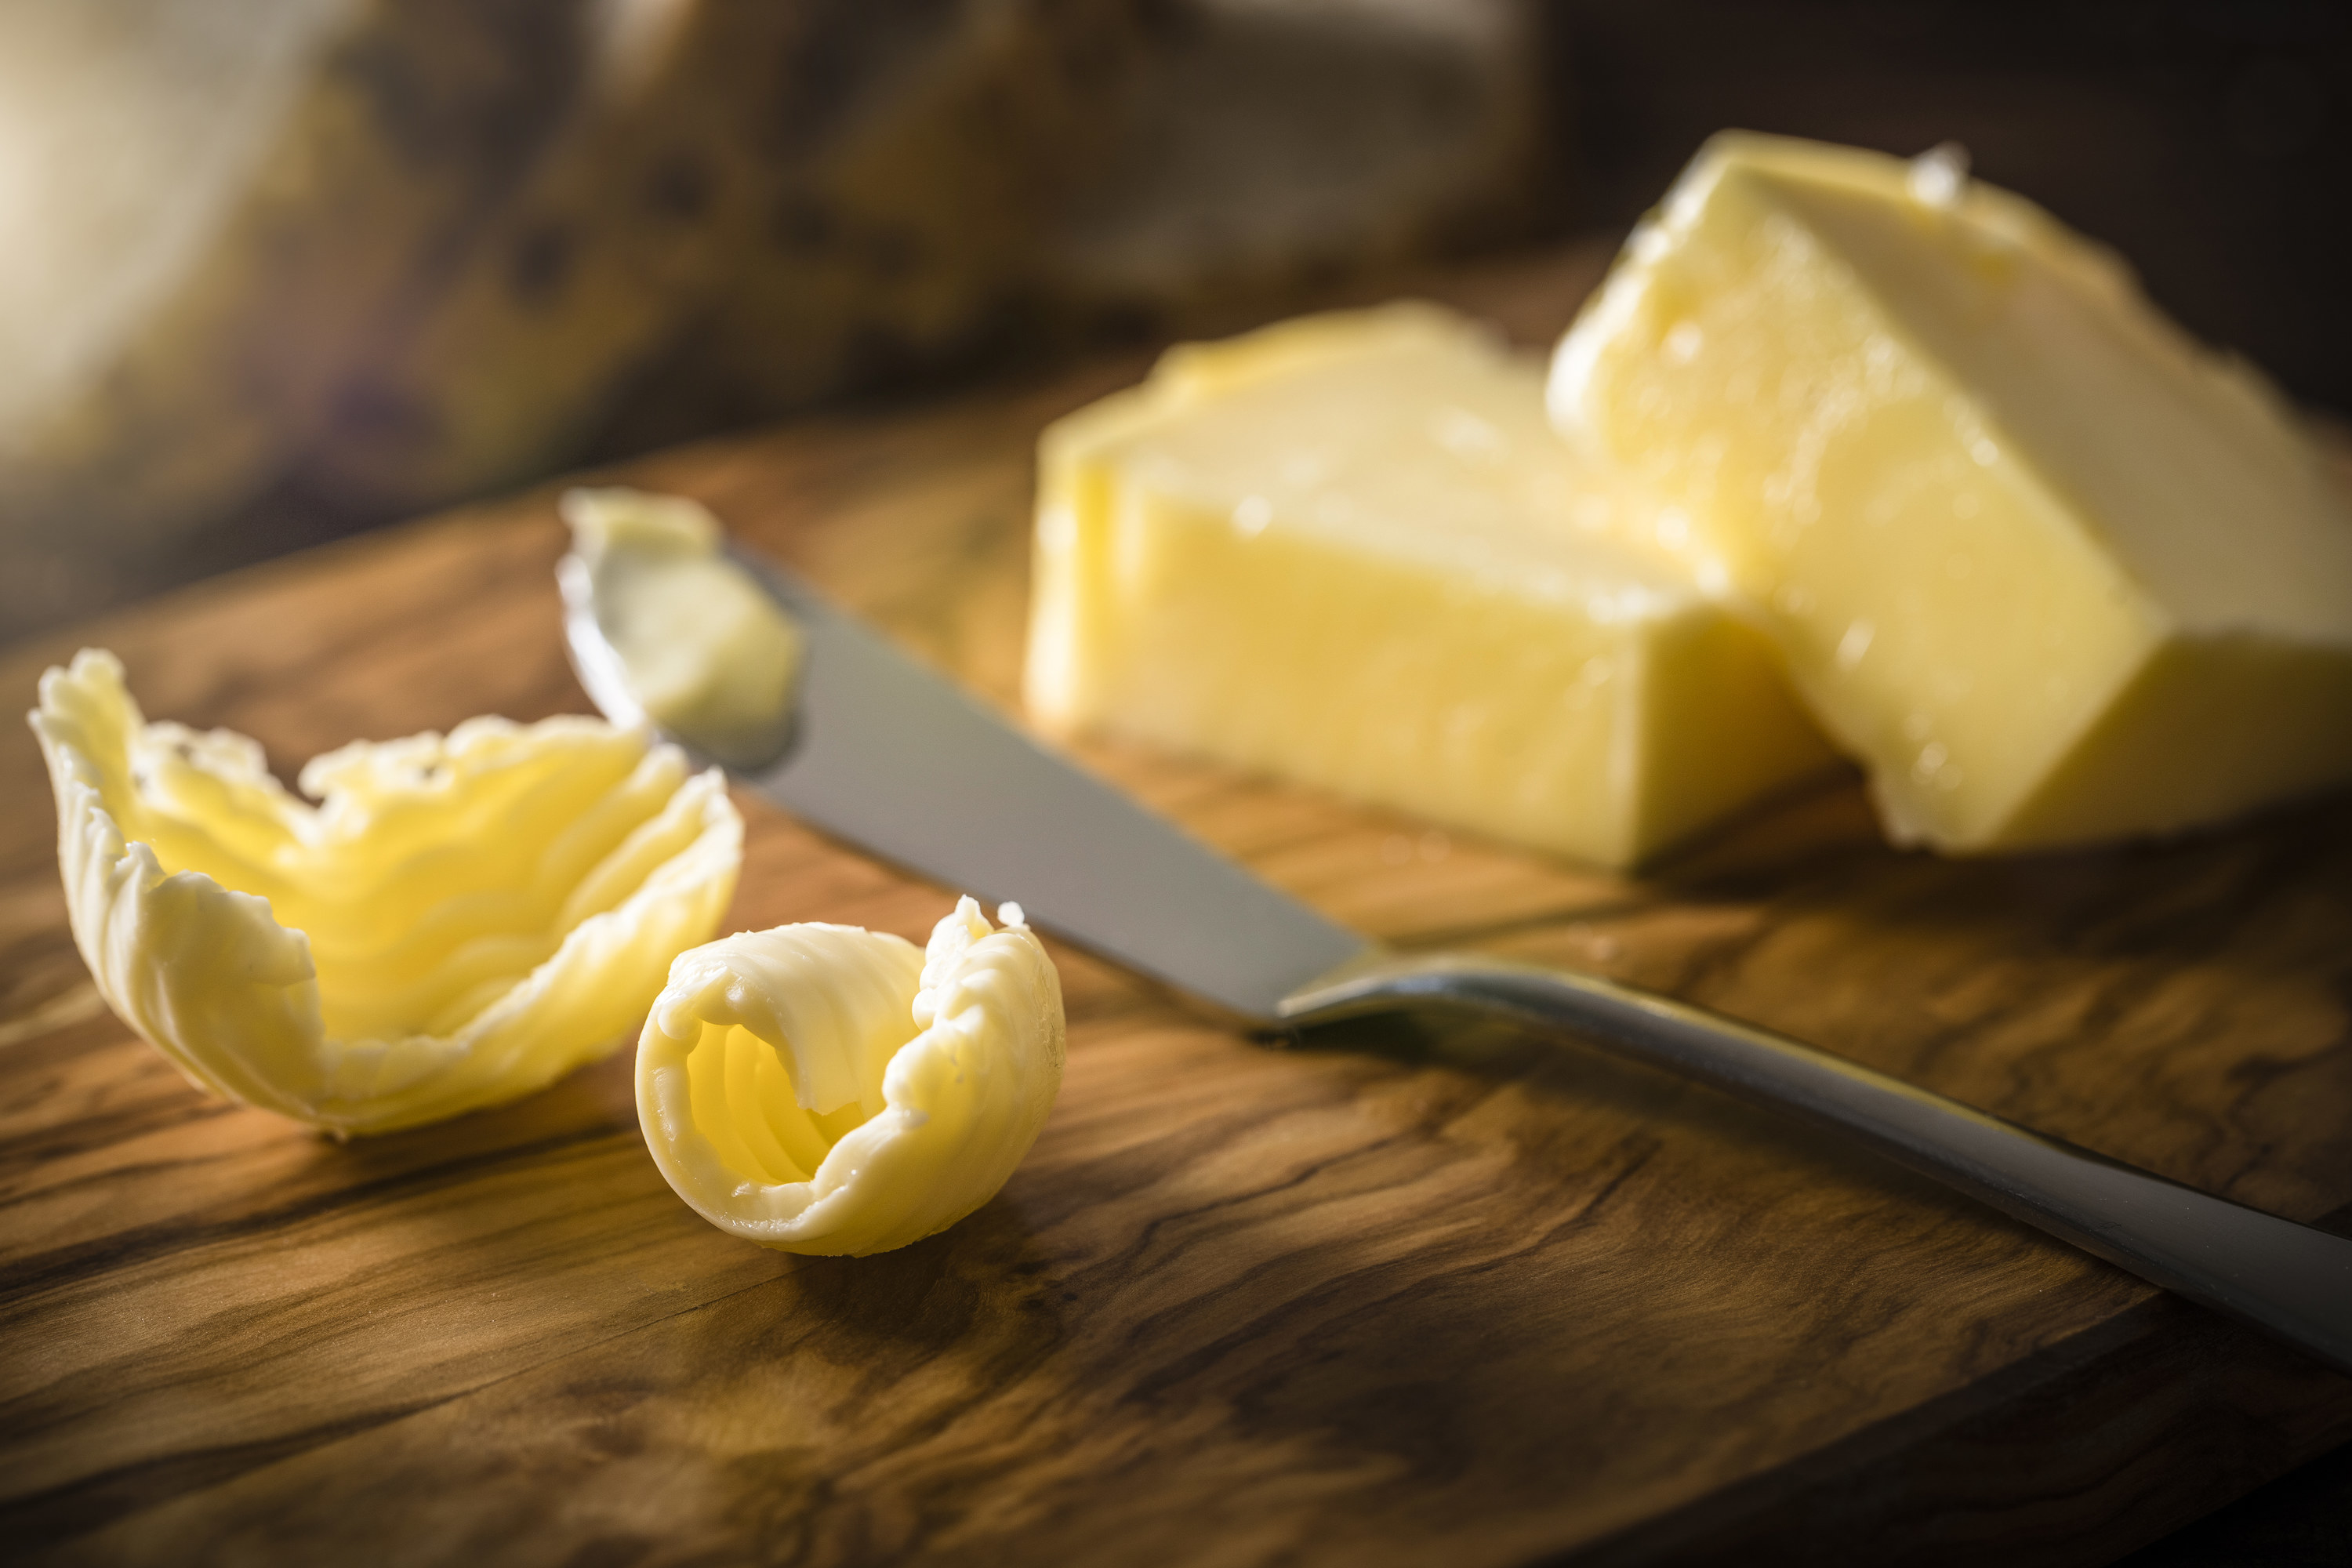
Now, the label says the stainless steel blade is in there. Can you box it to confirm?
[563,543,1370,1021]
[560,532,2352,1377]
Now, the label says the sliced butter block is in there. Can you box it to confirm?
[1025,303,1836,867]
[1548,132,2352,851]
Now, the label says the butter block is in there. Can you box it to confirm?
[1548,132,2352,851]
[1025,304,1835,867]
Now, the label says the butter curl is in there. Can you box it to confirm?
[31,648,742,1134]
[637,898,1065,1256]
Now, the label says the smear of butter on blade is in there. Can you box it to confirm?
[560,487,802,769]
[29,648,743,1136]
[637,897,1065,1257]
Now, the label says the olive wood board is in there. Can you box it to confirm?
[3,246,2350,1566]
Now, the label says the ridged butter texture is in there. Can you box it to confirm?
[1025,303,1835,868]
[31,648,742,1135]
[635,898,1065,1258]
[1548,132,2352,851]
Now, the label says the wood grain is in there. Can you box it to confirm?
[4,245,2351,1566]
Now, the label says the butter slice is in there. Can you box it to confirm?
[1549,132,2352,851]
[1025,304,1835,866]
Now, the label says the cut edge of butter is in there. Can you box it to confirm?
[635,896,1065,1257]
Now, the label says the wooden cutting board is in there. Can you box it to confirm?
[5,247,2350,1566]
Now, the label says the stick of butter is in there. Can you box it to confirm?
[1549,132,2352,851]
[1025,303,1835,868]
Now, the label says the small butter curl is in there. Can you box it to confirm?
[637,898,1065,1256]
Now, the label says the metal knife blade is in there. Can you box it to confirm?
[562,543,1369,1021]
[560,530,2352,1378]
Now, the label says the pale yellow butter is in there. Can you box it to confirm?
[31,649,742,1135]
[636,897,1065,1257]
[561,486,802,768]
[1025,303,1835,867]
[1549,132,2352,851]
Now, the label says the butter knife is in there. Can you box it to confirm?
[560,538,2352,1377]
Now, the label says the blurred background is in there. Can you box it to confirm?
[0,0,2345,645]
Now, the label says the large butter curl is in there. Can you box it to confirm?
[31,649,742,1135]
[638,898,1065,1256]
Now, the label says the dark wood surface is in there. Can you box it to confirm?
[5,246,2350,1566]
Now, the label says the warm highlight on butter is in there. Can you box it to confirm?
[31,648,742,1135]
[1549,132,2352,851]
[1025,303,1835,868]
[636,897,1065,1257]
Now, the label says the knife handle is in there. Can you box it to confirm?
[1277,949,2352,1377]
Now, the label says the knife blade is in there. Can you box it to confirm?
[559,531,2352,1377]
[563,541,1368,1022]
